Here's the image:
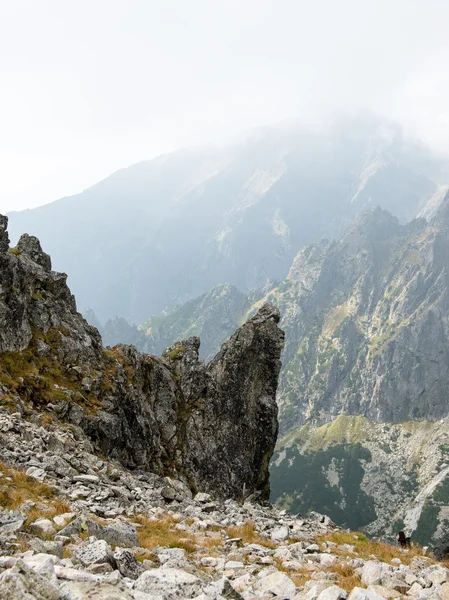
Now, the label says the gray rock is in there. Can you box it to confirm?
[100,521,140,548]
[348,588,386,600]
[0,559,60,600]
[253,571,297,599]
[29,518,57,537]
[74,539,114,567]
[211,577,244,599]
[29,538,64,559]
[113,548,144,579]
[0,510,26,536]
[134,567,204,599]
[59,580,136,599]
[0,213,284,502]
[361,562,384,586]
[271,526,290,542]
[317,586,347,600]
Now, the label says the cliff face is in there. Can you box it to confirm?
[0,215,284,500]
[127,196,449,543]
[276,200,449,431]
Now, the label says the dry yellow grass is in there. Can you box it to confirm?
[316,531,425,566]
[134,514,197,553]
[0,460,71,538]
[0,461,55,508]
[328,562,362,590]
[226,521,275,548]
[290,572,311,587]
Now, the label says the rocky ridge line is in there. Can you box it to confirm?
[0,214,284,501]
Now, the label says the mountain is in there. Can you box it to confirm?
[8,113,448,324]
[125,194,449,544]
[0,214,284,500]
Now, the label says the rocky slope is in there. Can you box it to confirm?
[0,214,284,501]
[8,114,448,323]
[125,194,449,544]
[0,407,447,600]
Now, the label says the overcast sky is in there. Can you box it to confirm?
[1,0,449,212]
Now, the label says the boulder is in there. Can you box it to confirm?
[0,510,26,536]
[361,561,384,586]
[29,518,57,537]
[113,548,144,579]
[271,526,290,542]
[134,567,204,599]
[74,539,114,567]
[317,586,347,600]
[348,588,386,600]
[253,571,297,599]
[0,559,59,600]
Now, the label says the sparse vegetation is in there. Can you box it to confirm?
[0,460,70,535]
[316,530,424,565]
[168,346,186,360]
[0,328,103,414]
[134,514,197,553]
[226,521,275,548]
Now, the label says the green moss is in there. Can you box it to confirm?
[0,328,102,415]
[168,346,186,360]
[31,293,43,301]
[8,247,21,256]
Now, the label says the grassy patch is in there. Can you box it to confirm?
[134,514,197,553]
[0,460,71,538]
[0,328,103,414]
[328,562,362,590]
[316,531,424,565]
[168,346,186,360]
[226,521,275,548]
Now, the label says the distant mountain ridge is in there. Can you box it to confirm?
[107,193,449,544]
[8,114,448,323]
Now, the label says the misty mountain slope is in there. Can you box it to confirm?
[124,194,449,543]
[8,115,447,323]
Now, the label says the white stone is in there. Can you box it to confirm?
[54,565,100,582]
[135,568,203,599]
[368,585,401,599]
[271,526,290,542]
[26,466,46,481]
[224,561,244,569]
[254,571,297,600]
[29,518,57,537]
[407,582,424,596]
[194,492,211,503]
[428,569,449,585]
[320,553,338,567]
[53,512,76,528]
[361,561,384,586]
[74,539,113,567]
[317,585,347,600]
[347,587,386,600]
[73,474,100,483]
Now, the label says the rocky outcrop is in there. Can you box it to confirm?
[0,215,284,500]
[0,408,444,600]
[134,194,449,541]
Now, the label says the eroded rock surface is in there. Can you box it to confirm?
[0,215,284,500]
